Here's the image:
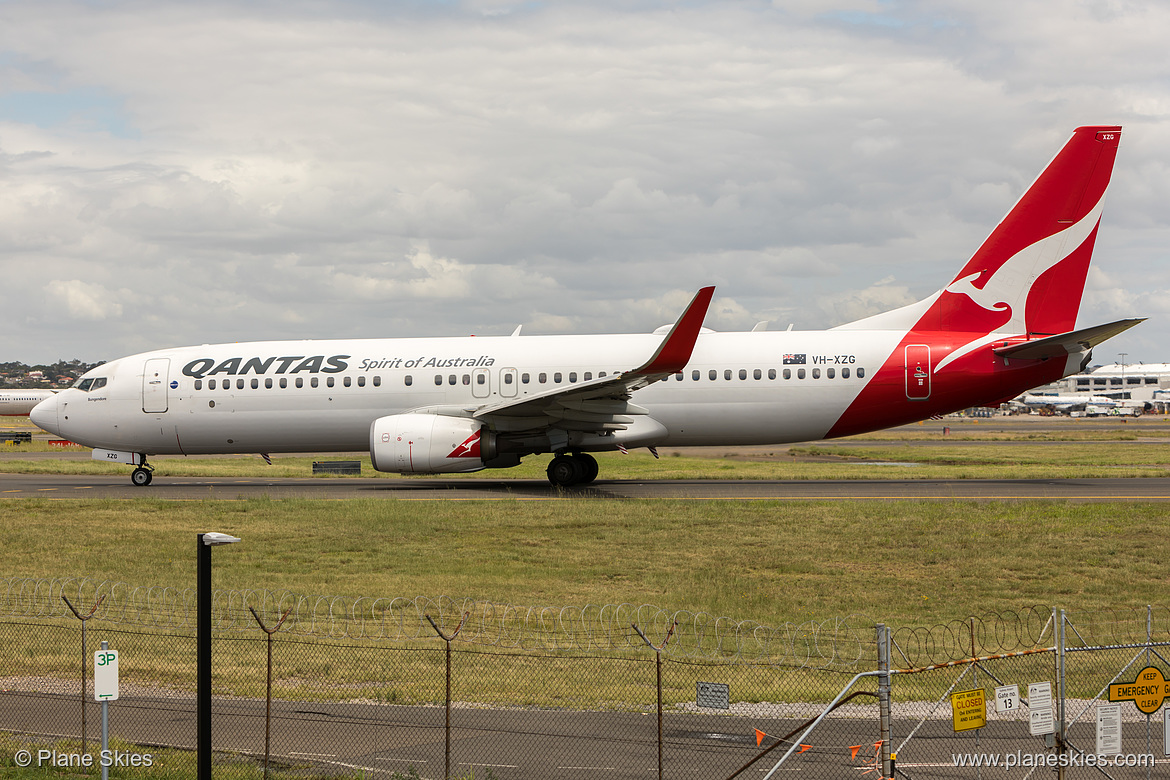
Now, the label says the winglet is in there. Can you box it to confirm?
[632,287,715,376]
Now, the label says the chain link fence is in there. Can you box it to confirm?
[1,578,1167,778]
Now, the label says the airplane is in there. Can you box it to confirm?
[31,125,1143,487]
[1018,393,1121,411]
[0,389,57,416]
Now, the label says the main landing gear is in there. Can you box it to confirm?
[131,457,154,487]
[546,453,599,487]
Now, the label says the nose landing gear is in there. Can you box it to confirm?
[131,458,154,486]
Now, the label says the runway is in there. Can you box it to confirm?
[4,472,1170,500]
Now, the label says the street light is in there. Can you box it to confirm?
[198,532,240,780]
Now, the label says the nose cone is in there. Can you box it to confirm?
[30,394,61,435]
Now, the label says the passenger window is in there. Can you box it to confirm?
[208,379,217,390]
[236,378,244,389]
[842,367,850,379]
[476,374,484,385]
[434,375,443,386]
[373,376,381,387]
[739,369,747,380]
[504,373,513,385]
[539,373,547,383]
[554,372,562,383]
[358,376,366,387]
[584,372,592,381]
[768,369,776,380]
[448,375,456,385]
[251,378,259,389]
[827,368,835,379]
[405,375,413,386]
[798,369,806,379]
[295,378,304,388]
[462,374,470,385]
[570,372,578,383]
[692,370,700,381]
[724,369,732,380]
[812,368,820,379]
[522,373,530,384]
[783,369,791,379]
[675,373,683,381]
[857,367,865,378]
[344,376,352,387]
[709,370,717,381]
[327,377,334,388]
[311,377,318,388]
[753,369,762,380]
[195,380,203,390]
[280,378,288,388]
[599,372,607,377]
[265,378,273,388]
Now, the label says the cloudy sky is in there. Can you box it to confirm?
[1,0,1167,365]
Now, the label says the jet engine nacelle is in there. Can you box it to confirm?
[369,413,496,474]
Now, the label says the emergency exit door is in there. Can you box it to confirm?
[904,345,931,400]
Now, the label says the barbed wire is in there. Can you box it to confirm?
[0,576,1116,667]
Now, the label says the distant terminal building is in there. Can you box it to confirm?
[1028,363,1170,413]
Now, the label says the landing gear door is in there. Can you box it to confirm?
[142,358,170,413]
[904,345,931,400]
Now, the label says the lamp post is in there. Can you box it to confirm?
[198,532,240,780]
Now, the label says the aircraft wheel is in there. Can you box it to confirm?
[576,453,599,485]
[131,467,153,487]
[547,455,583,487]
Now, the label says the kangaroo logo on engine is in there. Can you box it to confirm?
[448,431,482,459]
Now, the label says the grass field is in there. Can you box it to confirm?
[3,416,1170,626]
[2,497,1168,626]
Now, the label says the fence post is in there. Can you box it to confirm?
[633,620,677,780]
[426,612,469,780]
[1056,608,1066,780]
[876,624,892,779]
[249,606,293,780]
[62,593,105,757]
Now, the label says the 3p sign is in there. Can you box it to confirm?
[94,649,119,701]
[1109,666,1169,715]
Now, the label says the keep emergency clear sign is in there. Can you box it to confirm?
[94,649,119,701]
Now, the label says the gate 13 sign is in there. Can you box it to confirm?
[1109,667,1170,715]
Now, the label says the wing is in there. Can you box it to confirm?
[472,287,715,435]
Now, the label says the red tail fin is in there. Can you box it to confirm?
[924,126,1121,336]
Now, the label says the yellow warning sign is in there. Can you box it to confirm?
[1109,666,1170,715]
[951,688,986,732]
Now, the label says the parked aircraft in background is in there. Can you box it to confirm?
[0,389,57,416]
[1017,393,1147,415]
[31,126,1142,486]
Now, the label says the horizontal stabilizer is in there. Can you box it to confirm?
[993,318,1145,361]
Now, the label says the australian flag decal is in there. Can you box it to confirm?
[782,353,806,365]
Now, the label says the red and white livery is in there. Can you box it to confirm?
[32,126,1141,486]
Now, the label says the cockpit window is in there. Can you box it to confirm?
[75,377,107,392]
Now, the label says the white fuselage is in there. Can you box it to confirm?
[34,329,905,455]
